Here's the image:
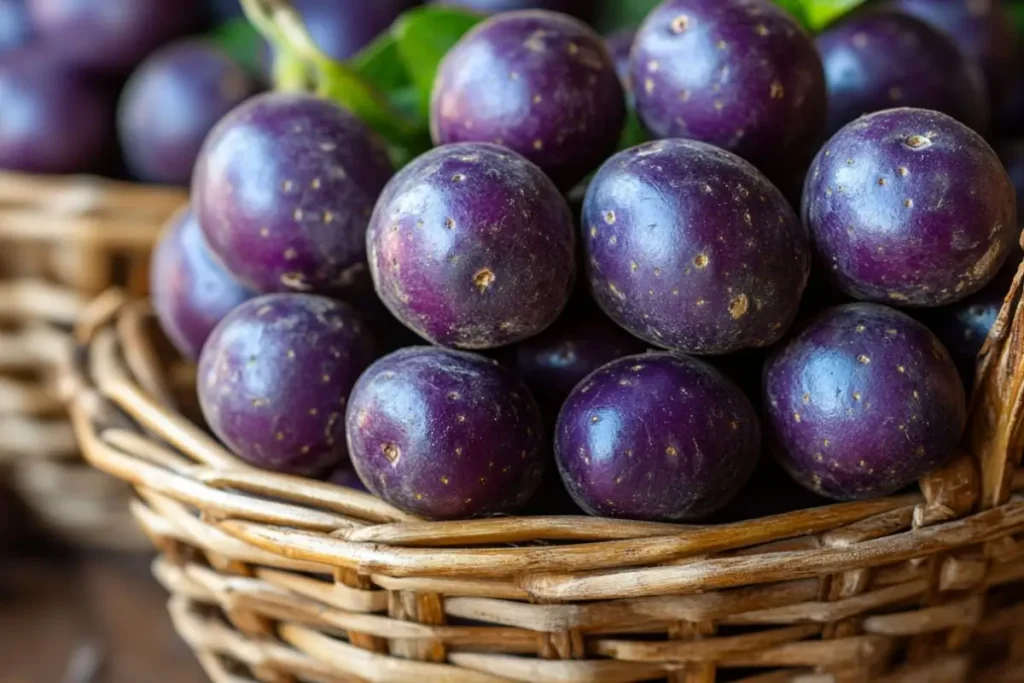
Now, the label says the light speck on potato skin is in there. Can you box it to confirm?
[803,108,1016,307]
[630,0,825,190]
[367,142,575,350]
[430,10,625,190]
[555,352,760,522]
[346,347,546,520]
[763,302,966,501]
[583,138,810,355]
[197,293,378,476]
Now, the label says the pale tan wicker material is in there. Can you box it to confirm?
[65,265,1024,681]
[0,170,186,549]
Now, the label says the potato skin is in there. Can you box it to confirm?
[150,208,256,361]
[430,10,625,190]
[118,40,256,185]
[555,352,760,522]
[630,0,826,188]
[583,138,810,355]
[803,108,1016,307]
[816,9,989,136]
[516,302,647,422]
[192,92,393,296]
[367,142,575,349]
[346,347,546,520]
[763,302,966,501]
[198,293,377,476]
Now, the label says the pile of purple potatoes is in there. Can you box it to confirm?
[144,0,1024,523]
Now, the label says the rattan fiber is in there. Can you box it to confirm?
[0,171,185,549]
[65,259,1024,681]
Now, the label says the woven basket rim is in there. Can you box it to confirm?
[63,276,1024,603]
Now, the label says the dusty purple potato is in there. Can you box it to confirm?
[0,0,31,51]
[118,40,257,185]
[817,8,989,136]
[26,0,202,74]
[886,0,1017,114]
[430,10,625,190]
[583,138,810,355]
[516,301,647,421]
[0,50,112,172]
[555,352,760,521]
[198,293,377,475]
[150,208,257,362]
[804,108,1016,307]
[192,92,393,295]
[764,303,966,501]
[324,465,368,492]
[630,0,826,189]
[346,347,546,519]
[367,142,575,349]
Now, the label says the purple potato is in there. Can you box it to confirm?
[0,50,112,173]
[516,301,647,421]
[583,138,810,355]
[324,465,368,492]
[192,92,394,295]
[886,0,1017,114]
[0,0,32,51]
[367,142,575,349]
[430,10,625,190]
[555,352,760,521]
[118,40,257,185]
[630,0,826,190]
[429,0,591,19]
[26,0,202,74]
[817,8,989,136]
[346,347,546,519]
[804,107,1016,307]
[268,0,417,65]
[764,303,966,501]
[150,207,257,362]
[198,293,377,475]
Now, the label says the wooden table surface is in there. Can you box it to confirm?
[1,548,205,683]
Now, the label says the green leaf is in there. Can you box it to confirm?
[392,6,485,116]
[1010,1,1024,37]
[591,0,661,34]
[799,0,868,31]
[618,109,650,150]
[772,0,809,26]
[208,17,266,75]
[351,32,412,93]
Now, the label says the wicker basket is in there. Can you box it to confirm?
[65,266,1024,682]
[0,171,186,550]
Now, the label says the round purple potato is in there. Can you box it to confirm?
[0,50,112,173]
[150,208,257,362]
[192,92,394,295]
[346,347,546,519]
[26,0,202,74]
[516,302,647,421]
[817,8,989,136]
[198,293,377,475]
[803,107,1016,307]
[885,0,1017,114]
[630,0,826,189]
[583,138,810,355]
[430,10,625,190]
[0,0,32,51]
[118,40,257,185]
[555,352,760,521]
[764,303,966,501]
[429,0,592,19]
[367,142,575,349]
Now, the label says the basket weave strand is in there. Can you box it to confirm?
[64,261,1024,682]
[0,170,186,549]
